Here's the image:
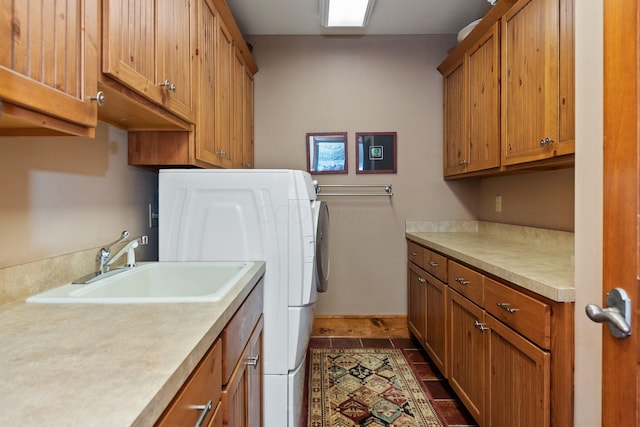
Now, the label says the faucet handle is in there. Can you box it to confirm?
[96,231,130,274]
[106,231,130,249]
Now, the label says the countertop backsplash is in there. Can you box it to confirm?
[0,248,98,305]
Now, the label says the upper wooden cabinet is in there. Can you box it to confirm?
[127,0,257,168]
[438,0,574,178]
[0,0,99,137]
[442,23,500,177]
[102,0,196,123]
[501,0,574,166]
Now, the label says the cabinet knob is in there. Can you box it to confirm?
[160,79,177,92]
[417,276,426,283]
[539,137,554,146]
[90,91,106,107]
[428,261,438,267]
[193,400,213,427]
[497,302,519,313]
[216,150,226,156]
[455,277,470,286]
[245,354,260,368]
[458,160,469,166]
[474,320,489,332]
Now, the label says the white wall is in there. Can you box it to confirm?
[248,35,480,314]
[0,122,158,269]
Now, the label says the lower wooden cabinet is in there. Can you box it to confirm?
[406,238,573,426]
[156,280,263,427]
[485,313,550,427]
[221,316,263,427]
[447,289,486,425]
[407,263,426,344]
[424,273,447,375]
[156,340,223,427]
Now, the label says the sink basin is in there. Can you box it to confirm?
[26,261,255,303]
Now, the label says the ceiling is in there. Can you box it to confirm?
[226,0,493,36]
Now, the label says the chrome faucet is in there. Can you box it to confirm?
[96,231,130,274]
[73,231,148,284]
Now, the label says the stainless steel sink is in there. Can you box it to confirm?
[26,261,255,303]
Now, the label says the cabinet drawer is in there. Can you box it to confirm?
[484,277,551,349]
[425,249,448,283]
[407,241,425,268]
[156,339,222,427]
[222,279,264,384]
[448,261,483,306]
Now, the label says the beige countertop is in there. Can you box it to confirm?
[406,221,574,302]
[0,261,265,427]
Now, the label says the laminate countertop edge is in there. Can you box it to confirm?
[406,229,575,302]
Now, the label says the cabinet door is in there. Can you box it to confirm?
[102,0,157,103]
[466,22,500,172]
[103,0,194,122]
[0,0,97,136]
[157,0,195,121]
[485,314,550,427]
[214,19,234,168]
[246,320,263,427]
[195,0,218,164]
[157,340,223,427]
[424,275,447,376]
[222,317,263,427]
[231,48,245,168]
[448,289,486,426]
[502,0,571,165]
[407,263,426,344]
[243,70,255,168]
[442,58,467,176]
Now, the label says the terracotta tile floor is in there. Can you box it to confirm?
[304,337,478,427]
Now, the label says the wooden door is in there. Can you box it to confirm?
[0,0,97,136]
[466,22,501,173]
[407,264,426,344]
[600,0,639,425]
[442,58,467,176]
[424,275,447,375]
[447,289,486,426]
[484,314,550,427]
[501,0,564,165]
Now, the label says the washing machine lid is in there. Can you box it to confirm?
[314,201,330,292]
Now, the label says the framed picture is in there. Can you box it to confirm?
[306,132,348,174]
[356,132,397,174]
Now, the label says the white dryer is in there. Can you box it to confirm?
[158,169,329,427]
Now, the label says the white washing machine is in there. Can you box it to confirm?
[158,169,329,427]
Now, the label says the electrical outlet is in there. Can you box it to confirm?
[495,195,502,213]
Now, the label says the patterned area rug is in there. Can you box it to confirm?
[308,348,444,426]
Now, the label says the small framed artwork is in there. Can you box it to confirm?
[306,132,348,174]
[356,132,397,174]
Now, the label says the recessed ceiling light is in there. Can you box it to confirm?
[319,0,377,28]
